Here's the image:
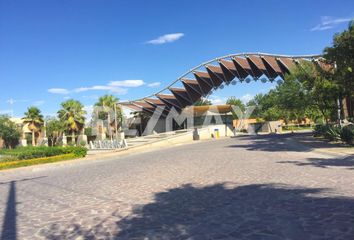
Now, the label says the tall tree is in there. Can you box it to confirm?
[324,20,354,119]
[275,75,311,122]
[22,107,44,146]
[46,117,65,146]
[0,115,20,148]
[247,91,283,121]
[58,99,86,144]
[285,62,339,122]
[226,97,246,119]
[94,94,122,138]
[226,97,245,112]
[324,20,354,98]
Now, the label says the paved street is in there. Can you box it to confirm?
[0,133,354,240]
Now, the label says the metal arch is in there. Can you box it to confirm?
[119,52,322,108]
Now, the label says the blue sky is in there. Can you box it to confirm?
[0,0,353,117]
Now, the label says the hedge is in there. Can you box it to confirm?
[0,146,87,160]
[0,153,78,170]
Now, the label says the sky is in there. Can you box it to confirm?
[0,0,353,118]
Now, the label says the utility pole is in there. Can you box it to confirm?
[114,103,118,141]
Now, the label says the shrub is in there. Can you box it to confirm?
[313,124,331,137]
[0,146,87,160]
[71,147,87,157]
[313,124,341,141]
[324,125,342,141]
[340,125,354,145]
[0,115,20,148]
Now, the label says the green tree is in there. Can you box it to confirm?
[226,96,246,120]
[275,76,311,122]
[194,98,212,106]
[226,97,245,112]
[286,62,339,122]
[247,91,283,121]
[22,106,44,146]
[324,20,354,98]
[262,107,283,122]
[247,94,266,119]
[0,115,20,148]
[58,99,86,144]
[94,94,123,139]
[46,117,65,146]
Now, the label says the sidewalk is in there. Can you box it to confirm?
[289,132,354,156]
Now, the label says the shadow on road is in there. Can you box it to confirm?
[41,183,354,239]
[0,181,17,240]
[0,176,47,240]
[228,132,348,153]
[278,155,354,170]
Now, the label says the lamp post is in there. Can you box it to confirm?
[114,103,118,141]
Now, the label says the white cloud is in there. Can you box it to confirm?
[48,80,145,96]
[74,85,127,95]
[33,100,45,106]
[109,80,145,87]
[75,85,113,92]
[240,94,254,104]
[147,82,161,87]
[146,33,184,45]
[311,16,353,31]
[209,96,226,105]
[48,88,70,94]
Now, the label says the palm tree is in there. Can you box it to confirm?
[22,106,44,146]
[94,94,122,139]
[57,99,86,145]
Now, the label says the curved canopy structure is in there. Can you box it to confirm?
[120,52,324,116]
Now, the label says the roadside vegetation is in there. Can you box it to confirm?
[0,146,87,170]
[0,94,124,169]
[226,21,354,143]
[314,124,354,145]
[0,115,20,149]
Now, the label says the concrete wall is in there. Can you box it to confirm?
[197,124,234,140]
[153,118,167,133]
[248,121,282,133]
[125,124,234,152]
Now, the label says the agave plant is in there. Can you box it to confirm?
[324,125,342,141]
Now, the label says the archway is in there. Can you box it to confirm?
[120,53,325,116]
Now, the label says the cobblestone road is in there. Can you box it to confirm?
[0,133,354,239]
